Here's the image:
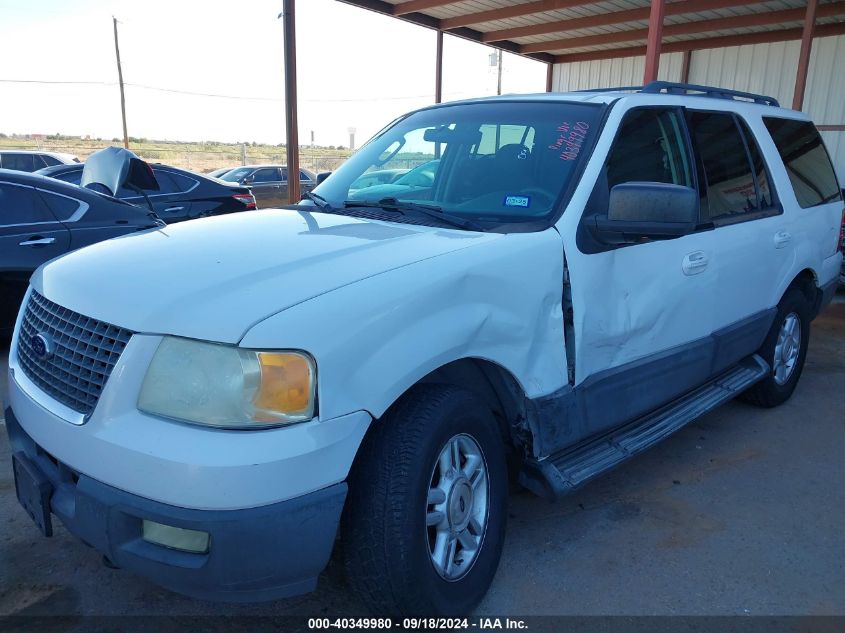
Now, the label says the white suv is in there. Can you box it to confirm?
[6,82,843,615]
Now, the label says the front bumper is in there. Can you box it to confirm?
[6,407,346,602]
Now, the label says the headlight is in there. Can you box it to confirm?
[138,337,316,429]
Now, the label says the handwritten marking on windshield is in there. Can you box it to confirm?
[549,121,590,161]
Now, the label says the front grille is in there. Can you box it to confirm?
[17,290,133,415]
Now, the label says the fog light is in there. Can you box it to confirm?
[142,520,210,554]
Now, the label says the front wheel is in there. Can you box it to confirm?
[743,287,811,407]
[341,384,508,616]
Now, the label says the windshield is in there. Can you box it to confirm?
[313,101,601,226]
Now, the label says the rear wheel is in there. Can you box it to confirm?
[743,287,811,407]
[341,384,508,616]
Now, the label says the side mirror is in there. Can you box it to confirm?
[316,171,332,185]
[243,174,255,185]
[591,182,698,245]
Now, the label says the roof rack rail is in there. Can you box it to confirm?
[572,82,780,107]
[573,86,644,94]
[641,81,780,106]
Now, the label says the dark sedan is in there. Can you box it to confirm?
[219,165,316,208]
[1,169,157,333]
[36,163,256,223]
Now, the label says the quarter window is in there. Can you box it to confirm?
[606,108,693,190]
[38,190,82,221]
[689,112,759,220]
[763,118,842,208]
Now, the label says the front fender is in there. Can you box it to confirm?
[240,228,568,421]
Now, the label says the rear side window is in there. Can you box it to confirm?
[606,108,693,190]
[689,112,761,220]
[117,169,178,197]
[763,118,841,208]
[0,183,56,226]
[161,170,196,193]
[40,155,61,167]
[737,119,774,209]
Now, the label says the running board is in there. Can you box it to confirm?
[519,355,770,501]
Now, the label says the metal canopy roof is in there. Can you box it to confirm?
[337,0,845,64]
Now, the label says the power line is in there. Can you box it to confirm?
[0,78,449,103]
[0,79,114,86]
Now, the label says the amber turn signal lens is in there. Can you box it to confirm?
[253,352,314,418]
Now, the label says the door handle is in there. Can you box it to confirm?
[774,231,792,249]
[164,206,184,212]
[682,251,709,276]
[19,237,56,247]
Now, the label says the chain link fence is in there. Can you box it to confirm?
[0,139,352,176]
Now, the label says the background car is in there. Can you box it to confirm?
[0,169,157,333]
[347,159,440,200]
[349,168,408,191]
[37,162,257,222]
[219,164,316,208]
[0,150,80,172]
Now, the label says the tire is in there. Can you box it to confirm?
[341,384,508,616]
[742,287,811,408]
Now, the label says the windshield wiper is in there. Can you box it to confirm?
[301,191,334,212]
[344,197,484,232]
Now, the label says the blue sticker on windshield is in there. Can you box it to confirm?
[504,195,531,208]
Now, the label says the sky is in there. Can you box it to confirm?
[0,0,547,146]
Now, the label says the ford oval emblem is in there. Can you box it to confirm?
[31,333,54,360]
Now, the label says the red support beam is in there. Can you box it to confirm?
[393,0,462,15]
[680,50,692,83]
[435,30,443,103]
[282,0,300,204]
[520,2,845,54]
[546,62,554,92]
[553,21,845,64]
[792,0,819,111]
[643,0,667,83]
[482,0,769,43]
[440,0,596,30]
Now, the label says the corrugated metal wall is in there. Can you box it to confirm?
[551,34,845,183]
[551,52,687,91]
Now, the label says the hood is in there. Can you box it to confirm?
[80,146,158,197]
[34,210,501,343]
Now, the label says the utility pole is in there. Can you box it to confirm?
[281,0,300,204]
[497,49,503,96]
[112,17,129,149]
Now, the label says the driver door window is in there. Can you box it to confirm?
[606,108,693,191]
